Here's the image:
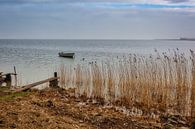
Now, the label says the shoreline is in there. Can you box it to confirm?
[0,88,192,129]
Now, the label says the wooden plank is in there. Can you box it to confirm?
[13,77,60,92]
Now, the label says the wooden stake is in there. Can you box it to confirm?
[49,72,59,88]
[5,74,11,87]
[14,66,17,87]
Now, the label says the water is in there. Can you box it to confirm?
[0,39,195,85]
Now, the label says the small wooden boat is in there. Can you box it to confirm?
[58,52,75,58]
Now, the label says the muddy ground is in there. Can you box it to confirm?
[0,88,193,129]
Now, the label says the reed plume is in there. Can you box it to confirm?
[59,50,194,117]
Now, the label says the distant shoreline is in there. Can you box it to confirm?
[179,38,195,41]
[0,38,194,41]
[155,38,195,41]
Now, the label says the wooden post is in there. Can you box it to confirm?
[5,74,11,87]
[0,72,2,80]
[0,72,2,86]
[14,66,17,87]
[49,72,59,88]
[54,72,57,78]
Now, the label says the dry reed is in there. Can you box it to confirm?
[59,50,194,117]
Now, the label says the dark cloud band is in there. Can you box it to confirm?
[0,0,193,5]
[165,0,190,3]
[0,0,72,4]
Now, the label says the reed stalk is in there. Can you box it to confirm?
[59,50,194,117]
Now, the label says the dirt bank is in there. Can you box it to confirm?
[0,88,192,129]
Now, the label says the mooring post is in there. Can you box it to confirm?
[0,72,2,80]
[14,66,17,87]
[54,72,57,78]
[5,73,12,87]
[49,72,59,88]
[0,72,2,86]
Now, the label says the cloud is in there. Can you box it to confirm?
[165,0,190,3]
[0,0,195,39]
[0,0,195,13]
[70,2,195,12]
[0,0,74,4]
[0,0,193,4]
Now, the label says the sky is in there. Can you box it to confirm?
[0,0,195,39]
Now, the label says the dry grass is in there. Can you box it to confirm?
[59,49,195,117]
[190,50,195,118]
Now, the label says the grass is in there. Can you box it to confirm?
[0,86,10,92]
[59,49,195,117]
[0,91,29,101]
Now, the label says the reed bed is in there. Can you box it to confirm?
[59,50,195,117]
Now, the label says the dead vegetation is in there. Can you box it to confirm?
[59,50,195,117]
[0,88,192,129]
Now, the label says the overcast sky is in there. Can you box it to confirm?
[0,0,195,39]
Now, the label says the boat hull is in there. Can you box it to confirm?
[58,52,75,58]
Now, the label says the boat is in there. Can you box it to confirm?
[58,52,75,58]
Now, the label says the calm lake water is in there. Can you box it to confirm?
[0,39,195,85]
